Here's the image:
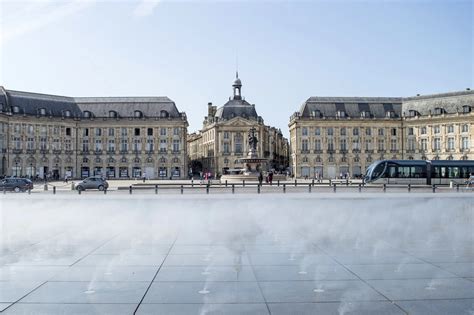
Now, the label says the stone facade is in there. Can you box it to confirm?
[289,90,474,178]
[0,87,188,179]
[187,75,289,177]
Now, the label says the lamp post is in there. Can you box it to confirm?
[30,163,32,179]
[15,162,18,177]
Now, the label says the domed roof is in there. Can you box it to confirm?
[233,77,242,86]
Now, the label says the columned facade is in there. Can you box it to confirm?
[187,74,289,177]
[0,87,188,179]
[289,90,473,178]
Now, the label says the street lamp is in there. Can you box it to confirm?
[15,162,18,177]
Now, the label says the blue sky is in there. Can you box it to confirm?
[1,0,472,136]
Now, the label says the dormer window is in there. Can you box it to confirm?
[39,108,46,116]
[336,110,346,118]
[386,111,395,118]
[311,110,322,118]
[160,110,169,118]
[408,110,419,117]
[360,111,370,118]
[64,110,71,117]
[12,106,20,114]
[434,107,444,115]
[134,110,143,118]
[463,105,471,113]
[83,111,92,118]
[109,110,117,118]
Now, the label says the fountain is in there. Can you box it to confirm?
[220,127,268,182]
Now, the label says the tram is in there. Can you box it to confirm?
[364,159,474,185]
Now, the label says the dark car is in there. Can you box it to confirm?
[75,176,109,191]
[0,178,34,192]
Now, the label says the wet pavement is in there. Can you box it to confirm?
[0,194,473,314]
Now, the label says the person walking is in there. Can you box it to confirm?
[258,171,263,186]
[268,171,273,186]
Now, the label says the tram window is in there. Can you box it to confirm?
[433,167,441,178]
[387,165,397,178]
[399,166,410,178]
[372,163,385,178]
[412,166,426,178]
[460,167,469,178]
[448,167,459,178]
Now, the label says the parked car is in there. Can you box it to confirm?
[75,176,109,191]
[0,178,34,192]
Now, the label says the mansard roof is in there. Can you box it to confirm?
[299,96,403,119]
[402,90,474,116]
[0,87,182,118]
[214,98,259,120]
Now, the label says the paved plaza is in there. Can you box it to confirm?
[0,194,473,314]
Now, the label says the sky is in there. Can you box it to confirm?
[0,0,472,137]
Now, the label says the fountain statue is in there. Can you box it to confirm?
[220,127,268,182]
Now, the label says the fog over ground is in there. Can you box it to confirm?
[0,194,473,314]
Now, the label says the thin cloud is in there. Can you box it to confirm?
[0,0,95,46]
[133,0,161,17]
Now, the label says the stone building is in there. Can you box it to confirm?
[0,86,188,179]
[289,90,473,178]
[187,74,289,177]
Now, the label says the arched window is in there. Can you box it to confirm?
[134,110,143,118]
[83,111,91,118]
[434,107,444,115]
[64,110,71,117]
[109,111,117,118]
[160,110,169,118]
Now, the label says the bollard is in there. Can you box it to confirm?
[456,184,459,192]
[408,184,411,192]
[329,179,332,187]
[191,179,194,188]
[155,184,158,194]
[243,180,245,187]
[312,179,315,186]
[78,188,81,195]
[28,188,31,195]
[283,183,286,193]
[71,183,75,191]
[232,184,235,194]
[308,184,311,193]
[257,185,260,194]
[53,186,56,194]
[225,180,228,187]
[294,180,297,187]
[358,184,361,193]
[206,184,209,194]
[104,187,107,195]
[129,185,132,194]
[333,183,336,193]
[181,185,183,194]
[432,184,436,193]
[277,180,280,187]
[44,184,48,191]
[383,184,386,193]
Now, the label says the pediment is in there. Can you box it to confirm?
[222,117,255,126]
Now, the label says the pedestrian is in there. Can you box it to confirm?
[258,171,263,186]
[467,173,474,189]
[269,171,273,186]
[64,174,68,183]
[142,172,146,183]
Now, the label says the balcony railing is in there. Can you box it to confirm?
[26,149,36,154]
[314,149,323,154]
[53,149,62,154]
[94,150,103,155]
[65,150,74,155]
[12,149,23,154]
[40,149,49,154]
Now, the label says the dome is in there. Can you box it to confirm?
[233,77,242,86]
